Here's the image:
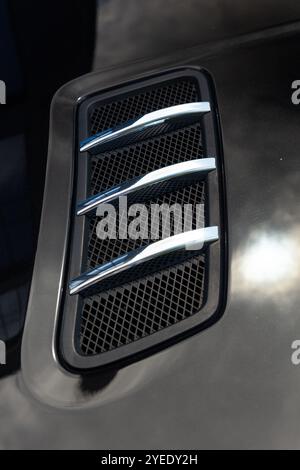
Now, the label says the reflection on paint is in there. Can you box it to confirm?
[234,229,300,295]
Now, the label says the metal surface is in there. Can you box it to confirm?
[94,0,300,70]
[77,158,215,216]
[1,0,300,450]
[80,102,210,154]
[69,226,219,296]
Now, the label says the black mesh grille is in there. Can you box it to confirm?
[90,125,203,196]
[79,77,208,356]
[81,256,206,354]
[89,79,199,135]
[87,182,205,269]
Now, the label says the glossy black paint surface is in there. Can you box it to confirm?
[1,0,300,449]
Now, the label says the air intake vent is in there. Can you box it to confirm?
[60,68,226,370]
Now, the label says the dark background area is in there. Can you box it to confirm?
[0,0,96,371]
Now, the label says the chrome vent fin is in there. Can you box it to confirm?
[70,227,219,296]
[77,158,216,216]
[80,102,211,155]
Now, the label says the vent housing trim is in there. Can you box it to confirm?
[60,67,226,371]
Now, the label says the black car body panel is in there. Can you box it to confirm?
[1,0,300,449]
